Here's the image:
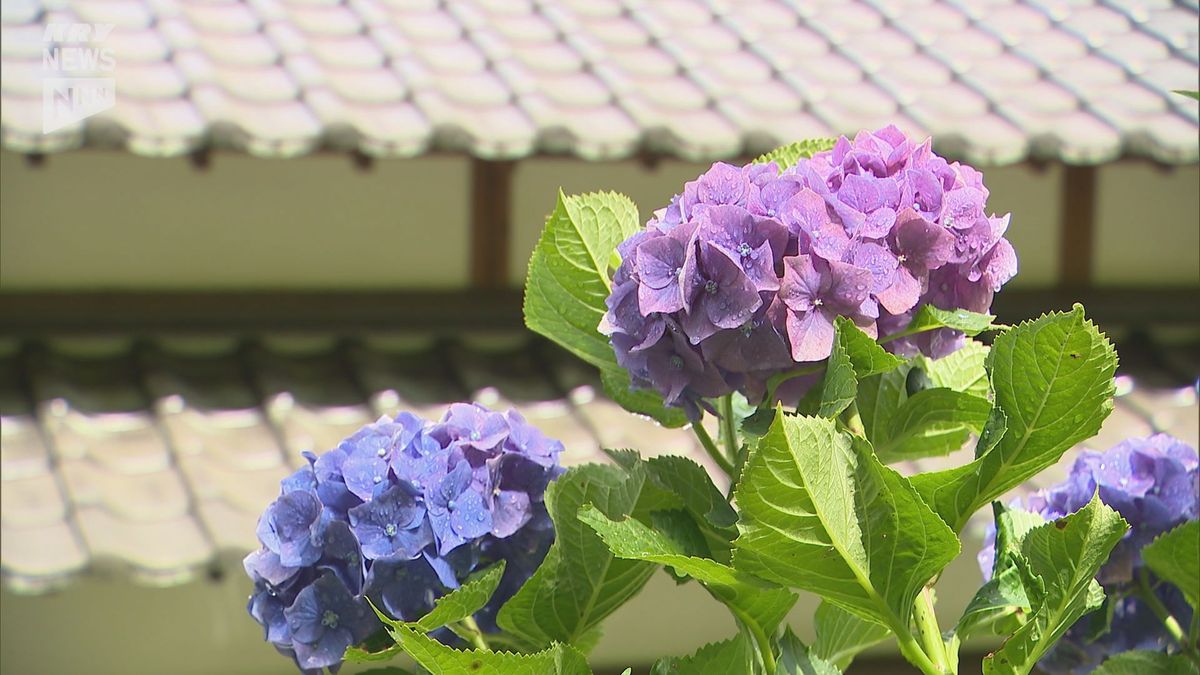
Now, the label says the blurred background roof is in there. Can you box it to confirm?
[2,0,1198,164]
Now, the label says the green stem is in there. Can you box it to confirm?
[762,364,825,406]
[459,616,489,651]
[733,614,777,675]
[693,419,734,477]
[840,401,865,437]
[913,587,952,675]
[1138,572,1189,651]
[718,394,740,470]
[895,628,946,675]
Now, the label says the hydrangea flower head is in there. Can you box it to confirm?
[244,405,564,673]
[603,126,1017,414]
[979,434,1199,673]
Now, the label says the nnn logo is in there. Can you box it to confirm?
[42,23,116,134]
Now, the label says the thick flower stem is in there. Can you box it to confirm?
[718,395,740,471]
[693,420,735,477]
[913,586,953,675]
[459,616,489,651]
[895,628,947,675]
[1138,572,1191,652]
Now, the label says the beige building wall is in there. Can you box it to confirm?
[3,149,1197,292]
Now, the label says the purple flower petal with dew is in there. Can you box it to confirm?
[699,297,794,375]
[256,491,326,568]
[363,555,446,622]
[502,410,564,468]
[426,459,493,555]
[285,572,375,671]
[315,520,364,596]
[244,548,299,588]
[437,403,509,455]
[311,447,361,516]
[781,187,850,263]
[348,483,431,561]
[679,242,762,344]
[697,204,789,293]
[779,255,877,362]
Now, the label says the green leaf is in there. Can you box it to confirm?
[838,317,907,377]
[777,626,841,675]
[643,455,739,531]
[524,190,685,428]
[812,602,889,670]
[496,464,658,651]
[733,414,959,631]
[355,668,418,675]
[921,340,990,398]
[344,644,404,664]
[817,326,857,418]
[1143,520,1200,611]
[984,495,1129,675]
[1093,650,1199,675]
[754,138,838,172]
[578,506,797,654]
[912,305,1117,532]
[415,561,506,632]
[600,367,688,428]
[874,388,991,462]
[524,190,637,369]
[393,624,591,675]
[814,318,904,418]
[894,305,1002,340]
[607,450,737,561]
[1173,89,1200,101]
[856,365,913,446]
[651,635,757,675]
[954,565,1032,641]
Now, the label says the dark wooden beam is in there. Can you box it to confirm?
[1059,164,1097,287]
[0,287,1197,335]
[470,159,516,288]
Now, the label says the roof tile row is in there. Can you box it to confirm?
[1,0,1195,163]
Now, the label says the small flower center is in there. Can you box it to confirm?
[373,475,382,484]
[669,355,684,371]
[813,298,824,307]
[384,523,398,537]
[321,610,339,629]
[447,499,457,510]
[944,215,955,227]
[736,242,752,258]
[704,280,718,295]
[897,254,908,263]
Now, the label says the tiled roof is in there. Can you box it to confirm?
[1,0,1197,164]
[1,332,1197,593]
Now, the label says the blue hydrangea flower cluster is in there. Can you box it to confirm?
[979,434,1199,673]
[244,404,563,673]
[602,126,1017,415]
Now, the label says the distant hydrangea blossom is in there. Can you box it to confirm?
[244,405,563,673]
[979,434,1199,674]
[602,126,1017,415]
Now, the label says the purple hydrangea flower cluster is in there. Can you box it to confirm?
[979,434,1199,674]
[244,404,563,673]
[602,126,1017,414]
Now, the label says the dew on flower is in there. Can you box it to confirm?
[244,406,565,672]
[601,125,1016,413]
